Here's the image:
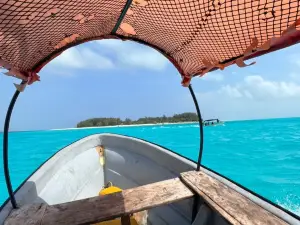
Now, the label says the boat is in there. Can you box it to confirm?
[1,134,299,225]
[202,119,224,126]
[1,0,300,224]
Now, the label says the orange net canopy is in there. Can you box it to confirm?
[1,0,300,89]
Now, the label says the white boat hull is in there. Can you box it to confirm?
[1,134,299,224]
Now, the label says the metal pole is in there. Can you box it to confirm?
[111,0,133,34]
[188,84,204,221]
[188,84,204,171]
[3,90,20,209]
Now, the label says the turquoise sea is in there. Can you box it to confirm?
[0,117,300,215]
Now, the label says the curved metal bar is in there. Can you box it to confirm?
[3,90,20,209]
[188,84,204,221]
[188,84,204,170]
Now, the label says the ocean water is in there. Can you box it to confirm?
[0,118,300,216]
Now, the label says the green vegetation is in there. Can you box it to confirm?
[77,112,198,128]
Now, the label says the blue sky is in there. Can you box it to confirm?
[1,39,300,131]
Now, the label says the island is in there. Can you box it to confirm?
[77,112,199,128]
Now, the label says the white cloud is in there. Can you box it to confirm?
[50,47,114,70]
[220,85,243,98]
[219,75,300,100]
[48,39,169,72]
[97,39,169,70]
[201,72,224,82]
[191,75,300,120]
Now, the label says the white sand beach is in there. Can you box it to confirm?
[50,121,199,131]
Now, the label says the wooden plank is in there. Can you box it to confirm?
[4,204,47,225]
[181,171,288,225]
[5,178,193,225]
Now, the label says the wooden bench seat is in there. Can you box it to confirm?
[5,171,289,225]
[4,178,193,225]
[181,171,288,225]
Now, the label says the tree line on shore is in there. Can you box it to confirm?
[77,112,198,128]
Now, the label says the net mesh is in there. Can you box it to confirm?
[0,0,300,83]
[118,0,300,77]
[0,0,126,71]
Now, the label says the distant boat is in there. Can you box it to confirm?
[202,119,224,126]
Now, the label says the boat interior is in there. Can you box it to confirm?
[1,134,300,225]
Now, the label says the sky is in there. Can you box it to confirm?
[1,39,300,131]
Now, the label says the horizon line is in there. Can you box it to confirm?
[0,116,299,133]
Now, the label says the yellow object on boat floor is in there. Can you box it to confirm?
[95,183,139,225]
[99,186,122,196]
